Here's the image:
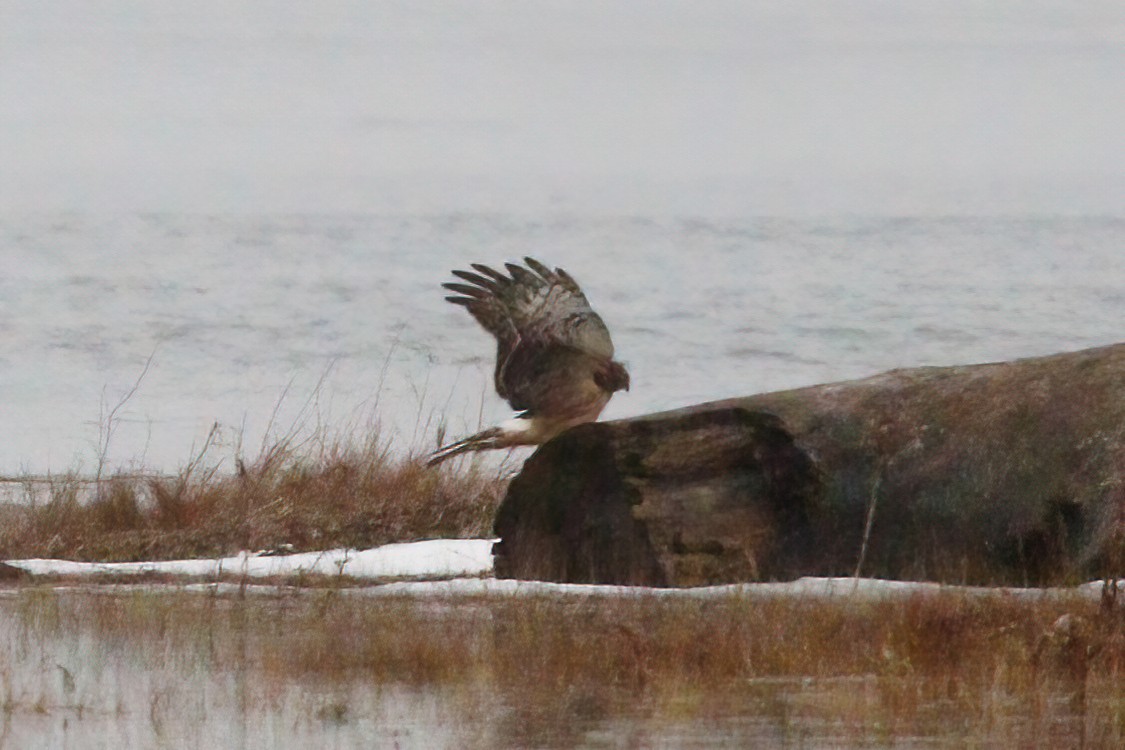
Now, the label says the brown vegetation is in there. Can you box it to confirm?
[5,586,1123,746]
[0,436,505,562]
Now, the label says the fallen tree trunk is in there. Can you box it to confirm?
[493,343,1125,587]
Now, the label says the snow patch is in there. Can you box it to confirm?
[5,539,496,581]
[4,539,1117,603]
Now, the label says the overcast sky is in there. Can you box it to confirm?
[1,0,1122,215]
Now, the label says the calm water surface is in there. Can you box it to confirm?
[3,3,1123,475]
[1,213,1122,476]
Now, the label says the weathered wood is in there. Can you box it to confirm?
[493,343,1125,587]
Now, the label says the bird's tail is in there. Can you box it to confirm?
[425,426,505,467]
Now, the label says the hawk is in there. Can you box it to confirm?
[427,257,630,466]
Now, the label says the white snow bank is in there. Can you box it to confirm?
[347,576,1118,602]
[5,539,495,581]
[5,540,1117,602]
[10,576,1114,603]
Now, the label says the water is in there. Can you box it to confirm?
[1,214,1122,476]
[2,1,1123,474]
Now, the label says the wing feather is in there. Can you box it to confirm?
[442,257,617,411]
[450,269,502,292]
[504,263,538,286]
[522,257,555,280]
[470,263,509,283]
[442,282,489,299]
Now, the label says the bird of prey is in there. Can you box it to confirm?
[427,257,629,466]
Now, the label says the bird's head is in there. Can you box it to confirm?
[596,360,631,394]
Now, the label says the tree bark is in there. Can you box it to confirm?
[493,343,1125,587]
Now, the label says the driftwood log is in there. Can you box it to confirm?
[493,343,1125,587]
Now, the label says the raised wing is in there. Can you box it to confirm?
[442,257,615,409]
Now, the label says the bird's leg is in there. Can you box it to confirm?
[426,426,505,467]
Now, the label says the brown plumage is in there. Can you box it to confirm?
[427,257,629,466]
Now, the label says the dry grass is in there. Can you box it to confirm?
[6,587,1123,746]
[0,435,505,562]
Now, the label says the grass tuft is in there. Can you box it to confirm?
[0,435,505,562]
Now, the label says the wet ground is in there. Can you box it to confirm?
[1,585,1116,748]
